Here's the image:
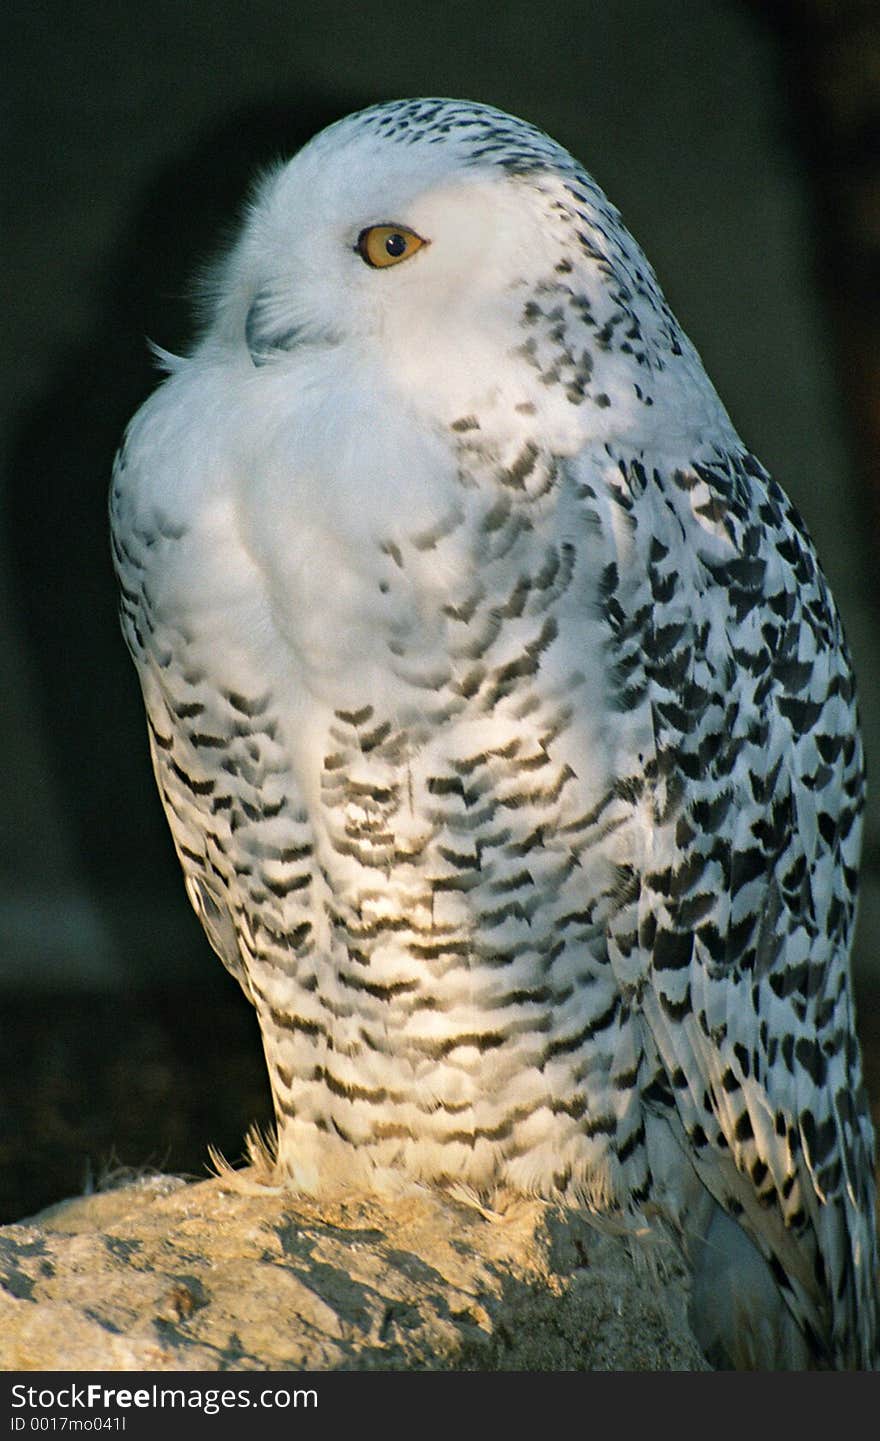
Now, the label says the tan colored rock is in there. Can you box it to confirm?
[0,1169,708,1371]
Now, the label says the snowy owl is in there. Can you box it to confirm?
[110,98,877,1369]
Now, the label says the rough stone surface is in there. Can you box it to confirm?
[0,1169,708,1371]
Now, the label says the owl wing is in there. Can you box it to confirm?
[600,446,876,1367]
[110,436,264,1005]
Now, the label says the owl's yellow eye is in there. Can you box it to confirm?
[356,224,427,269]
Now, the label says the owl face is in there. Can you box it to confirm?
[232,137,559,383]
[206,100,717,453]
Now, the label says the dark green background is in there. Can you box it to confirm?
[2,0,878,1223]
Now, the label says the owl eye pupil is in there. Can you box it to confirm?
[385,232,407,257]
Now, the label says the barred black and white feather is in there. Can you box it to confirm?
[110,99,877,1369]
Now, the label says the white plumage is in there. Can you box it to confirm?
[110,98,878,1368]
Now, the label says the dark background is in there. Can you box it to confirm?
[2,0,879,1224]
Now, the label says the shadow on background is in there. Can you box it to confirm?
[5,92,363,971]
[1,93,370,1223]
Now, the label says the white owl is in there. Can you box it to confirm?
[110,99,878,1369]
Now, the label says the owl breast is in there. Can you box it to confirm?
[114,374,654,1204]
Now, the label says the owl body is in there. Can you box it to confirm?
[111,100,877,1368]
